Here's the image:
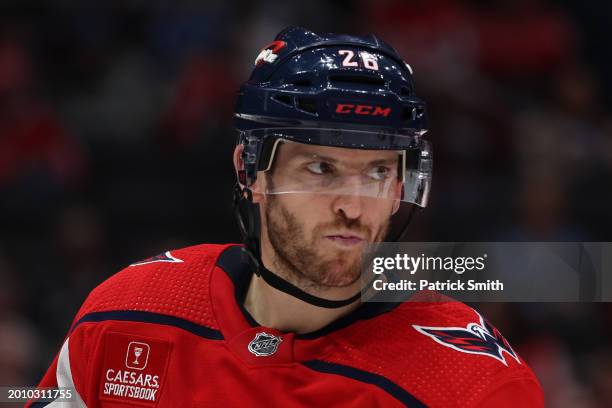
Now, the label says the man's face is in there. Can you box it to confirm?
[254,141,402,290]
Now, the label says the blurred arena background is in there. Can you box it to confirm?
[0,1,611,406]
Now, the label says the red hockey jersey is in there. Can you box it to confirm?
[28,243,544,407]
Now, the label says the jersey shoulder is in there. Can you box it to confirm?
[70,243,239,331]
[324,298,543,407]
[399,299,523,367]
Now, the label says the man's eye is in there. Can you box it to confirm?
[306,162,334,175]
[368,166,392,180]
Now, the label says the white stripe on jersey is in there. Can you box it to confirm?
[46,338,87,407]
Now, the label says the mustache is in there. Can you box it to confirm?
[314,217,372,239]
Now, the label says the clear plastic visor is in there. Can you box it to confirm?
[244,129,431,207]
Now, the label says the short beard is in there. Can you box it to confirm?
[264,195,390,291]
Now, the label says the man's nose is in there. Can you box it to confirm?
[331,177,364,220]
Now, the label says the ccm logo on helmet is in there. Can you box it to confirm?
[335,104,391,117]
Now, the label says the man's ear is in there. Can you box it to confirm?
[233,144,265,204]
[233,144,245,185]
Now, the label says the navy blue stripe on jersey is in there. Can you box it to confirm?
[29,402,50,407]
[303,360,426,407]
[216,244,262,327]
[295,299,402,339]
[70,310,224,340]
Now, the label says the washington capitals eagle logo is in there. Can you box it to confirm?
[129,251,184,266]
[413,311,521,366]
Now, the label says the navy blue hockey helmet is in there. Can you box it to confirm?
[235,27,427,132]
[233,27,432,308]
[234,26,431,208]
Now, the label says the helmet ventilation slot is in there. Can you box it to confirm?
[291,78,313,87]
[272,94,293,106]
[295,97,317,115]
[328,74,386,87]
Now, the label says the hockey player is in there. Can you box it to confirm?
[28,27,544,407]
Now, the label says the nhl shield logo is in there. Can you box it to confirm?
[248,332,282,357]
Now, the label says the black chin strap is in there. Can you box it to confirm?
[241,246,362,308]
[233,183,362,309]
